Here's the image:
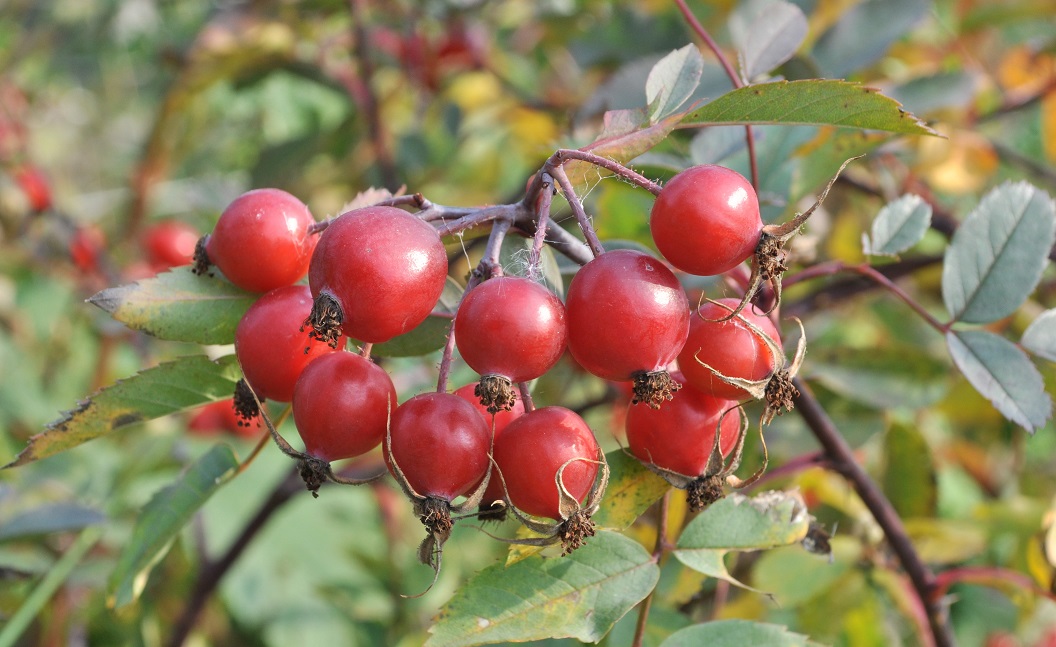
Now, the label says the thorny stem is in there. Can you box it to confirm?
[673,0,760,190]
[793,378,954,647]
[550,164,605,258]
[784,261,948,332]
[632,492,670,647]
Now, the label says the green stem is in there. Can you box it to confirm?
[0,526,102,647]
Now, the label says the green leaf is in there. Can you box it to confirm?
[3,355,242,468]
[946,329,1051,433]
[425,531,658,646]
[0,503,106,542]
[680,80,938,136]
[862,194,933,256]
[942,182,1056,324]
[1022,308,1056,362]
[370,277,462,357]
[660,619,815,647]
[646,44,703,122]
[88,266,257,345]
[729,0,808,81]
[882,422,937,518]
[566,110,685,187]
[108,444,239,607]
[592,450,670,530]
[673,491,811,588]
[807,346,949,410]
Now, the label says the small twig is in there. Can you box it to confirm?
[546,149,663,196]
[793,379,954,647]
[673,0,759,189]
[166,469,303,647]
[528,172,555,281]
[517,382,535,412]
[549,165,604,258]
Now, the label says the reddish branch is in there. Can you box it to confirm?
[792,378,954,647]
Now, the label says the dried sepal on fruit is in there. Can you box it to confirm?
[722,156,863,322]
[383,409,493,597]
[491,450,610,555]
[236,374,386,496]
[693,299,806,426]
[631,403,762,511]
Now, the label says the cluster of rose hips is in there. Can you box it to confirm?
[181,162,805,578]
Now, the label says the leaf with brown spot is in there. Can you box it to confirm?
[592,450,670,530]
[4,355,242,468]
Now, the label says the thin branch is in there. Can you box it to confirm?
[793,379,954,647]
[166,469,303,647]
[672,0,759,189]
[632,492,670,647]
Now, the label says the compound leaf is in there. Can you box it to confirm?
[674,491,811,588]
[88,266,257,345]
[3,355,242,468]
[942,182,1056,324]
[862,194,933,256]
[680,80,938,136]
[729,0,808,81]
[426,531,658,646]
[1022,308,1056,362]
[108,444,239,608]
[646,44,704,122]
[661,619,816,647]
[946,329,1051,433]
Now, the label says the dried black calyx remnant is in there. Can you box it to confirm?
[302,292,344,351]
[559,510,596,555]
[191,235,212,277]
[476,375,517,413]
[764,368,799,421]
[685,475,726,512]
[631,369,682,409]
[232,379,260,425]
[476,500,508,523]
[298,456,330,498]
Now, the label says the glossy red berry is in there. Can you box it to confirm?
[143,220,200,271]
[455,382,525,508]
[308,206,448,343]
[625,373,740,477]
[565,249,690,406]
[650,165,762,277]
[678,298,781,401]
[204,188,316,293]
[492,406,600,520]
[455,276,567,399]
[385,392,491,501]
[235,285,344,403]
[292,351,396,462]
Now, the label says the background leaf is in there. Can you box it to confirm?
[0,503,106,542]
[946,329,1051,433]
[592,450,670,530]
[862,194,933,256]
[1022,308,1056,362]
[661,619,815,647]
[680,80,938,136]
[811,0,930,79]
[88,267,257,345]
[941,182,1056,323]
[108,444,239,607]
[673,491,811,588]
[646,44,704,121]
[881,422,937,518]
[3,355,241,468]
[729,0,808,81]
[426,530,659,647]
[806,346,949,410]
